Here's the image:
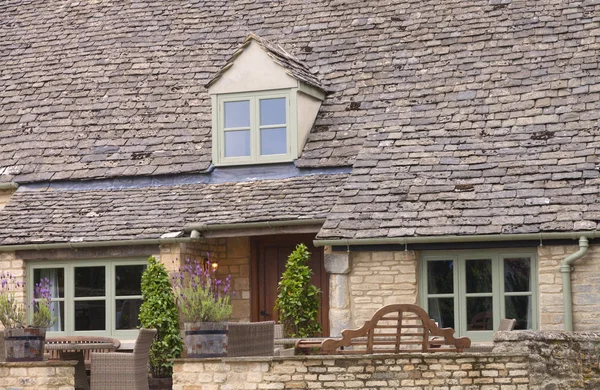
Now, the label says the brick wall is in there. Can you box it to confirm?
[537,243,600,331]
[173,353,530,390]
[0,361,75,390]
[348,251,418,328]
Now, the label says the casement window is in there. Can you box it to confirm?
[28,259,146,338]
[419,250,538,342]
[213,90,296,165]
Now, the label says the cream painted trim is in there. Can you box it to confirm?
[213,89,297,166]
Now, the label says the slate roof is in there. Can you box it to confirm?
[206,33,324,91]
[0,173,347,245]
[317,0,600,240]
[0,0,403,184]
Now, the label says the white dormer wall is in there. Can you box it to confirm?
[208,40,324,166]
[208,41,298,94]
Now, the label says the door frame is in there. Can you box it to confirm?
[250,234,329,336]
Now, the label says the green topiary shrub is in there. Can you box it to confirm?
[139,256,183,378]
[274,243,322,338]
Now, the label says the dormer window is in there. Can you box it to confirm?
[207,34,325,166]
[218,90,293,164]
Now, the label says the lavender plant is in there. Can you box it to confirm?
[172,258,232,323]
[0,273,55,329]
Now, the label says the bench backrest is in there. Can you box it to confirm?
[320,304,471,354]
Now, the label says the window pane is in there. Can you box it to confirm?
[466,259,492,293]
[75,267,105,297]
[505,296,531,330]
[115,265,145,296]
[224,130,250,157]
[428,297,454,329]
[224,100,250,128]
[34,268,64,298]
[75,300,106,331]
[466,297,493,331]
[116,299,142,330]
[504,258,531,292]
[34,301,64,332]
[260,127,287,155]
[260,98,286,126]
[427,260,454,294]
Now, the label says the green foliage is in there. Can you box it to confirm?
[172,259,232,323]
[275,244,322,338]
[139,257,183,378]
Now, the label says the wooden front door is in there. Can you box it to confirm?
[251,234,329,336]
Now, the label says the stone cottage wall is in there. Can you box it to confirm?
[0,189,14,210]
[494,331,600,389]
[347,251,418,329]
[173,353,530,390]
[0,251,25,331]
[0,361,75,390]
[537,243,600,331]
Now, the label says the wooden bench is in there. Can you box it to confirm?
[296,304,471,354]
[46,336,121,369]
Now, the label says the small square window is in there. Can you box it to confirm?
[215,91,292,165]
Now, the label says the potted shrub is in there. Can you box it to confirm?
[275,244,322,338]
[139,256,183,387]
[0,273,55,361]
[172,257,232,358]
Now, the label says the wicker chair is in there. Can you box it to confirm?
[227,321,274,357]
[0,330,4,362]
[90,328,157,390]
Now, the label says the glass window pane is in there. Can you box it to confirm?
[427,260,454,294]
[75,266,105,297]
[260,127,287,155]
[260,98,286,126]
[428,297,454,329]
[224,100,250,128]
[466,259,492,293]
[504,258,531,292]
[34,268,64,298]
[74,300,106,331]
[466,297,493,331]
[224,130,250,157]
[505,296,531,330]
[115,299,142,330]
[115,265,145,296]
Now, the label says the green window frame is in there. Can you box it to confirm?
[212,89,297,166]
[27,259,147,339]
[419,249,538,342]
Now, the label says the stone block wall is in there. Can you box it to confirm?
[0,189,14,210]
[0,252,25,331]
[537,244,600,331]
[0,361,75,390]
[173,353,530,390]
[494,331,600,390]
[159,237,251,321]
[347,251,418,328]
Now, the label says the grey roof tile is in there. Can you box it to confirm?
[317,0,600,240]
[0,173,347,245]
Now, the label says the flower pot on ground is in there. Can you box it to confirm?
[172,257,232,358]
[0,273,55,361]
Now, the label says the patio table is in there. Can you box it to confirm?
[47,342,116,390]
